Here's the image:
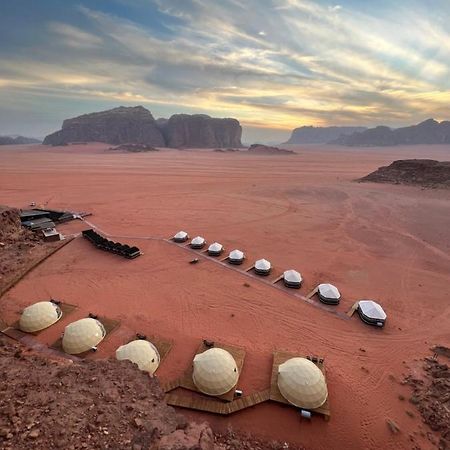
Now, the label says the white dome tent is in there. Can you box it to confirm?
[207,242,223,256]
[255,258,271,275]
[358,300,386,327]
[19,301,62,333]
[283,270,302,288]
[318,283,341,305]
[173,230,189,243]
[192,348,239,396]
[116,339,160,374]
[190,236,206,249]
[277,357,328,409]
[62,318,106,354]
[228,249,245,265]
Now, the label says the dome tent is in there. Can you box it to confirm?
[116,339,160,374]
[19,301,62,333]
[318,283,341,305]
[173,230,189,243]
[190,236,206,249]
[207,242,223,256]
[277,357,328,409]
[358,300,386,327]
[283,269,302,288]
[192,348,239,396]
[255,258,271,275]
[228,249,245,265]
[62,318,106,354]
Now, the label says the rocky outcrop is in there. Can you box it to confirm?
[284,126,366,144]
[108,144,159,152]
[44,108,243,148]
[43,106,165,146]
[335,119,450,146]
[404,354,450,450]
[359,159,450,189]
[0,335,304,450]
[164,114,242,148]
[0,136,41,145]
[247,144,295,155]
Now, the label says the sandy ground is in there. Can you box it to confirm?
[0,143,449,450]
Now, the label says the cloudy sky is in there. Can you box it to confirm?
[1,0,449,142]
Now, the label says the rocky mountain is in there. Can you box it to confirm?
[43,107,243,148]
[43,106,165,146]
[284,126,366,144]
[359,159,450,189]
[163,114,242,148]
[0,135,41,145]
[335,119,450,146]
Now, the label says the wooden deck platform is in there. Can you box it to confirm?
[269,351,331,420]
[347,301,359,317]
[50,315,120,357]
[306,286,319,299]
[177,340,246,402]
[161,377,182,393]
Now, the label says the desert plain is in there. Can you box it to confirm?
[0,143,449,450]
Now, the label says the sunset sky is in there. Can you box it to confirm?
[1,0,449,142]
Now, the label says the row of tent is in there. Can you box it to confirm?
[18,301,327,410]
[174,231,387,326]
[175,231,307,287]
[82,229,141,259]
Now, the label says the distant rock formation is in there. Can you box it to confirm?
[335,119,450,146]
[247,144,295,155]
[108,144,159,152]
[164,114,242,148]
[284,126,366,144]
[43,106,165,146]
[44,107,243,148]
[0,136,41,145]
[214,148,239,152]
[359,159,450,189]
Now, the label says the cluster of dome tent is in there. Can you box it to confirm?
[173,230,386,326]
[18,301,329,410]
[19,297,396,414]
[18,301,162,372]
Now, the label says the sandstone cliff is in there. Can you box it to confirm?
[284,126,366,144]
[43,106,165,146]
[335,119,450,146]
[163,114,242,148]
[0,136,41,145]
[44,107,243,148]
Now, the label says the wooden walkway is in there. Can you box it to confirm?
[165,388,271,415]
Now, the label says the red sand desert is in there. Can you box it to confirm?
[1,143,449,450]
